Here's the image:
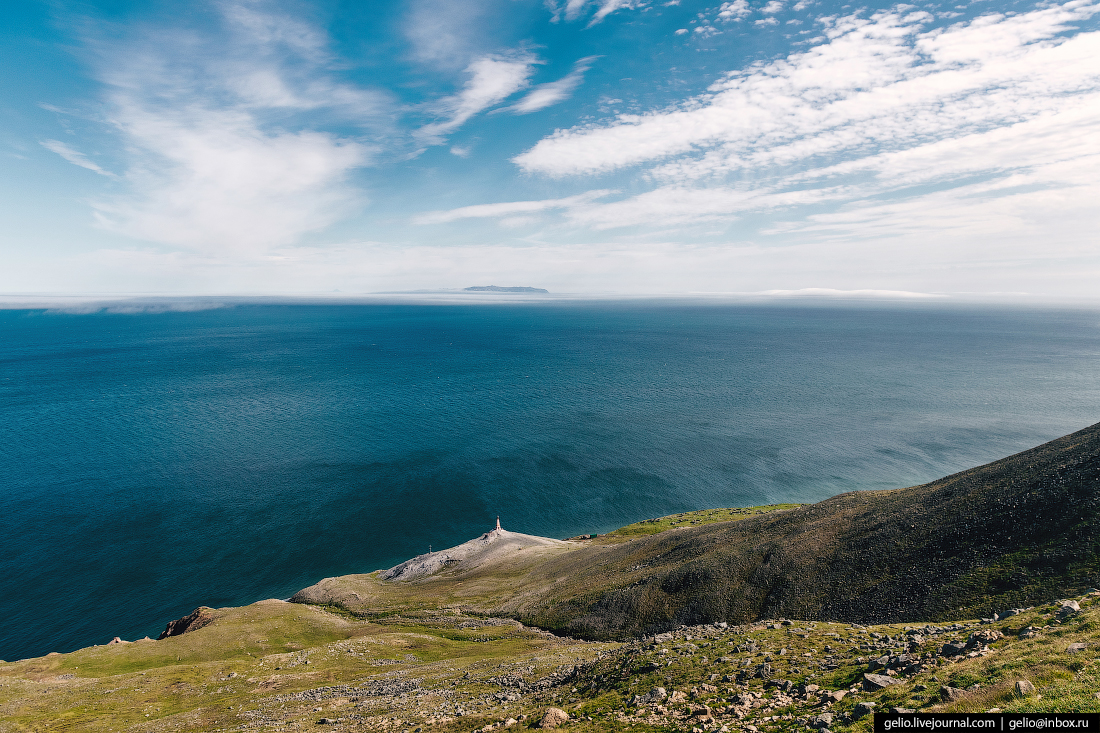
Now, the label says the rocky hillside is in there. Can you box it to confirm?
[290,422,1100,641]
[505,421,1100,638]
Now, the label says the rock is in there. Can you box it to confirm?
[808,713,834,729]
[538,707,570,729]
[994,609,1021,621]
[853,702,876,720]
[892,708,916,714]
[317,719,336,725]
[869,655,890,671]
[797,684,820,695]
[1019,627,1039,640]
[689,704,713,718]
[821,690,847,704]
[1015,680,1036,696]
[940,641,967,657]
[158,607,217,640]
[966,630,1002,649]
[107,636,130,645]
[1067,642,1087,653]
[669,690,688,703]
[504,719,518,728]
[633,687,668,705]
[863,673,902,691]
[1058,601,1081,619]
[940,686,965,702]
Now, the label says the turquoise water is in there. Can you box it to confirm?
[1,301,1098,661]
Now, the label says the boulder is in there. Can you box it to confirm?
[808,713,834,729]
[852,702,876,720]
[863,673,902,691]
[1015,680,1036,696]
[689,704,713,719]
[940,641,967,657]
[1057,601,1081,619]
[1019,627,1039,640]
[1067,642,1087,653]
[633,687,668,705]
[821,690,847,704]
[538,707,570,729]
[892,708,916,714]
[868,655,890,671]
[994,609,1022,621]
[940,686,965,702]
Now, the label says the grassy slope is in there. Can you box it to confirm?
[2,423,1099,730]
[2,591,1098,731]
[512,421,1100,638]
[291,422,1100,640]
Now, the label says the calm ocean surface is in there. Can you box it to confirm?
[1,301,1099,661]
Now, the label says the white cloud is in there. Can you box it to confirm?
[754,17,780,25]
[563,0,647,25]
[413,190,616,224]
[762,1,785,14]
[417,52,540,143]
[717,1,752,21]
[41,139,115,177]
[505,56,598,114]
[474,0,1100,264]
[81,0,385,253]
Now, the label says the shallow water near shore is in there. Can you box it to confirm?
[1,300,1099,661]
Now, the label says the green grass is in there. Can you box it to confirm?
[600,504,804,540]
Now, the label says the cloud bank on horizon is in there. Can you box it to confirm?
[3,0,1099,296]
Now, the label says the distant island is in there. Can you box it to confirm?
[464,285,549,293]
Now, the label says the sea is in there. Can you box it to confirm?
[1,299,1099,662]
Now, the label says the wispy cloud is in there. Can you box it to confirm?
[561,0,648,25]
[504,56,598,114]
[413,189,616,224]
[84,0,386,253]
[41,139,115,177]
[417,52,540,144]
[505,0,1100,245]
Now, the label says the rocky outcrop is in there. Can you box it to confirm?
[157,606,216,640]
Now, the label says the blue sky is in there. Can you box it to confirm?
[2,0,1098,297]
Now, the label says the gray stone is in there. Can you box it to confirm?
[808,713,834,729]
[1015,680,1036,696]
[1058,601,1081,619]
[940,641,967,657]
[940,686,965,702]
[892,708,916,714]
[868,655,890,671]
[633,687,668,705]
[863,673,903,691]
[994,609,1021,621]
[852,702,876,720]
[1019,627,1039,640]
[1067,642,1087,653]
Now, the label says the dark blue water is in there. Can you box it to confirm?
[2,301,1099,661]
